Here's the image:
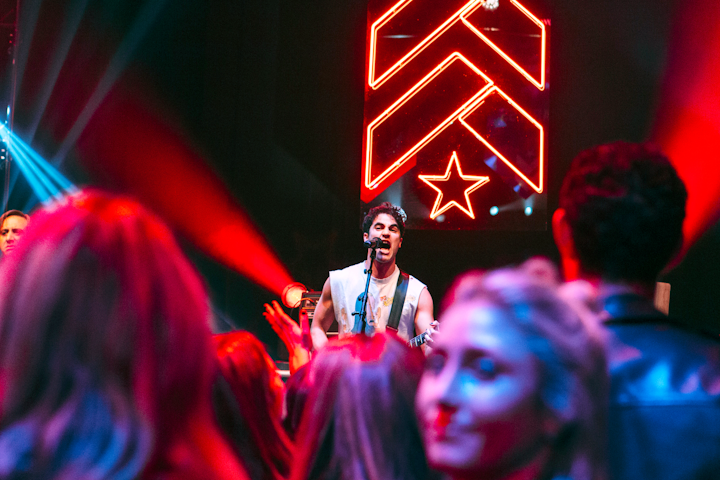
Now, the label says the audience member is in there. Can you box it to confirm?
[519,255,561,287]
[0,210,28,256]
[213,331,293,480]
[553,141,720,479]
[0,190,246,479]
[291,333,436,480]
[439,268,486,315]
[263,300,311,373]
[282,362,311,441]
[417,269,607,480]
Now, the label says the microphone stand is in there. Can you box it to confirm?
[352,246,377,335]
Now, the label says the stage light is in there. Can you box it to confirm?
[651,0,720,256]
[490,206,499,216]
[282,282,307,309]
[483,0,499,11]
[76,91,295,297]
[524,206,533,216]
[0,124,77,204]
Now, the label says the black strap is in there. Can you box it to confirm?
[386,270,409,332]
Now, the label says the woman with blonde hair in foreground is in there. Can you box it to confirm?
[0,190,246,479]
[417,269,607,480]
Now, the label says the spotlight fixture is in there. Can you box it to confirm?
[490,206,499,216]
[282,282,307,308]
[524,206,533,216]
[483,0,499,11]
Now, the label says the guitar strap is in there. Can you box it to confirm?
[386,269,410,332]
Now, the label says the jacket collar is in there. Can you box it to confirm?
[598,284,663,321]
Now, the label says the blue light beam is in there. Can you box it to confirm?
[52,0,170,166]
[27,0,90,143]
[0,124,77,205]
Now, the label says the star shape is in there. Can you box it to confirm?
[418,152,490,219]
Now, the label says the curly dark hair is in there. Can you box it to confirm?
[559,141,687,283]
[362,202,406,238]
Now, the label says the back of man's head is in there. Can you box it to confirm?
[559,141,687,284]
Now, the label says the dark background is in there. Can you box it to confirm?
[3,0,719,355]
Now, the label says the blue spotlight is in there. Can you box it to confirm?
[524,206,533,216]
[0,124,77,204]
[490,206,499,216]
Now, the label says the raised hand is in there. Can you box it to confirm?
[263,300,311,373]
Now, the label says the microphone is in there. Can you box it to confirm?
[364,238,390,249]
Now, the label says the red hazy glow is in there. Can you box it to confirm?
[77,88,294,297]
[651,0,720,255]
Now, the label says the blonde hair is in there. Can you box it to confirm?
[451,269,608,480]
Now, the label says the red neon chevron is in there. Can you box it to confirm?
[363,53,494,201]
[462,0,547,90]
[369,0,484,89]
[459,86,544,193]
[369,0,546,90]
[363,0,546,206]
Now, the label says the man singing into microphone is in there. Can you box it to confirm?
[310,202,435,350]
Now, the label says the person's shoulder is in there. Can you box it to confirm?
[403,269,427,288]
[605,316,720,392]
[330,262,365,273]
[603,293,720,348]
[606,315,720,347]
[330,262,365,279]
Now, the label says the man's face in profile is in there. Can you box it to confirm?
[1,215,28,255]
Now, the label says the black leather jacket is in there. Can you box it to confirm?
[602,293,720,480]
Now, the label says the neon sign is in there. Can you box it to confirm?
[419,151,490,219]
[362,0,549,229]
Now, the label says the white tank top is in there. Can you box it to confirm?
[329,262,427,341]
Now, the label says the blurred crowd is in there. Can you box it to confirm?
[0,141,717,480]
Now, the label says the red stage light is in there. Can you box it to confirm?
[364,52,494,199]
[77,88,294,297]
[282,282,307,309]
[651,0,720,254]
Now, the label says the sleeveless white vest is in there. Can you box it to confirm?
[329,262,426,341]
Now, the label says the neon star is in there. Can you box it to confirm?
[419,152,490,219]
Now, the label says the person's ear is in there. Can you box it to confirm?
[552,209,576,261]
[363,232,369,242]
[553,208,584,281]
[398,236,402,249]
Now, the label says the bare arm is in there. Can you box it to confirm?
[263,301,311,373]
[310,277,335,350]
[414,287,436,353]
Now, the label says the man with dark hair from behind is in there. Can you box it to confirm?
[310,202,435,350]
[553,141,720,480]
[0,210,29,256]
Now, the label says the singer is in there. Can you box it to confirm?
[310,202,435,350]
